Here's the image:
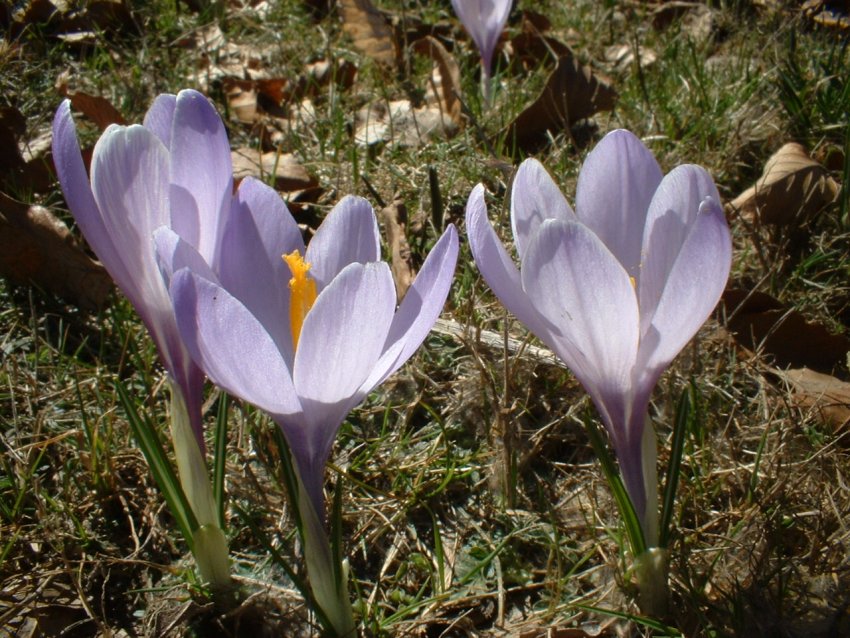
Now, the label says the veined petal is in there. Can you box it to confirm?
[521,219,640,432]
[637,197,731,379]
[575,129,662,279]
[511,158,575,259]
[170,269,302,418]
[90,124,171,316]
[168,90,233,263]
[219,178,304,365]
[52,101,134,293]
[465,184,555,341]
[153,226,217,287]
[359,224,459,392]
[293,262,396,452]
[638,165,720,337]
[305,195,380,291]
[451,0,510,75]
[143,93,177,149]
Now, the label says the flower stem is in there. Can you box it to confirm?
[168,380,231,592]
[634,546,669,618]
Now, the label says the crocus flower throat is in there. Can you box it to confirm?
[283,251,318,350]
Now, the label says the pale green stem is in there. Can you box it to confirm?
[480,66,493,110]
[634,419,668,617]
[168,380,231,590]
[296,477,356,637]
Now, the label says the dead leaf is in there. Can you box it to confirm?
[777,367,850,436]
[231,148,317,192]
[354,99,458,147]
[340,0,398,67]
[379,201,415,299]
[56,78,126,130]
[500,52,617,153]
[722,288,850,373]
[604,43,657,72]
[803,0,850,31]
[411,36,462,127]
[728,143,839,227]
[0,194,113,310]
[222,78,290,124]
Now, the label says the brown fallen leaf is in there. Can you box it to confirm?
[728,143,839,228]
[354,99,458,147]
[379,200,415,300]
[411,36,463,127]
[0,194,113,311]
[56,77,126,130]
[721,288,850,373]
[222,78,290,124]
[777,367,850,437]
[231,147,317,192]
[803,0,850,31]
[500,51,617,154]
[340,0,398,67]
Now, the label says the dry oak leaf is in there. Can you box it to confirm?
[340,0,398,67]
[411,36,463,127]
[721,288,850,373]
[777,367,850,437]
[0,194,113,310]
[379,200,415,300]
[231,147,317,192]
[56,77,126,131]
[728,142,839,227]
[354,99,458,147]
[500,51,617,154]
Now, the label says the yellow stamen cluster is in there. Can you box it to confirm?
[283,250,317,351]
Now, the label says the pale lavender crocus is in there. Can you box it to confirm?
[466,129,732,550]
[451,0,511,105]
[160,195,458,635]
[52,89,233,588]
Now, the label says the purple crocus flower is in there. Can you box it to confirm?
[451,0,511,103]
[465,129,732,542]
[161,193,458,633]
[52,89,232,449]
[52,89,234,587]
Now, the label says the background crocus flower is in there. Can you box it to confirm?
[451,0,511,105]
[52,89,233,589]
[465,129,731,557]
[161,194,458,636]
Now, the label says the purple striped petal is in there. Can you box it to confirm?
[451,0,511,76]
[143,93,177,149]
[520,219,640,437]
[170,269,302,419]
[305,195,380,291]
[219,177,305,365]
[511,158,575,259]
[638,165,720,337]
[575,129,662,280]
[465,184,554,341]
[359,224,459,392]
[168,90,233,262]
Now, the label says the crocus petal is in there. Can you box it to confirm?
[143,93,177,149]
[575,129,663,279]
[511,158,575,259]
[153,226,218,287]
[521,219,640,434]
[219,177,304,365]
[52,101,134,292]
[168,90,233,262]
[451,0,511,76]
[638,165,720,337]
[465,184,555,341]
[305,195,380,291]
[293,262,396,454]
[90,124,171,317]
[637,197,731,380]
[359,224,459,392]
[170,269,302,418]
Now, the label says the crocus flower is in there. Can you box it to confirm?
[52,89,233,588]
[465,129,732,546]
[160,194,458,635]
[451,0,511,104]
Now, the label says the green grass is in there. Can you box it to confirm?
[2,0,850,636]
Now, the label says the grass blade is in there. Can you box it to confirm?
[213,392,229,529]
[659,386,693,548]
